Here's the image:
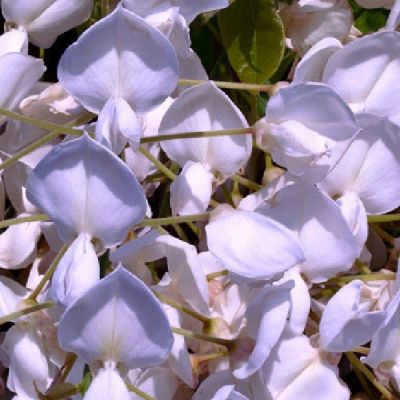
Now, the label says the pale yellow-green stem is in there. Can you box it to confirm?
[352,346,370,356]
[0,214,49,229]
[345,352,395,399]
[139,145,176,181]
[0,301,54,325]
[0,106,83,136]
[172,327,234,350]
[28,243,70,301]
[0,113,94,171]
[230,174,263,191]
[141,127,253,144]
[139,145,219,209]
[137,213,210,228]
[206,270,229,281]
[368,214,400,223]
[327,273,396,285]
[179,78,273,93]
[153,290,212,326]
[126,382,157,400]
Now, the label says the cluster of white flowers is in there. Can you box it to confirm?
[0,0,399,399]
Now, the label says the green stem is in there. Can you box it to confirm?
[0,113,94,172]
[28,243,70,301]
[171,327,234,350]
[179,79,273,93]
[0,301,54,325]
[327,273,396,284]
[141,127,253,144]
[346,352,394,399]
[0,214,49,229]
[230,174,262,191]
[139,146,176,181]
[0,131,62,171]
[137,213,210,228]
[0,107,83,136]
[153,290,212,325]
[368,214,400,223]
[206,270,229,281]
[126,382,156,400]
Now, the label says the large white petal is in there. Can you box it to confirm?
[234,282,293,379]
[2,1,93,48]
[293,37,342,83]
[0,53,45,116]
[262,331,350,400]
[170,161,213,216]
[0,29,28,57]
[26,134,147,246]
[51,233,99,307]
[322,31,400,120]
[58,5,179,114]
[3,326,52,398]
[160,82,251,177]
[206,208,305,280]
[320,280,386,352]
[259,82,358,183]
[58,266,173,369]
[319,114,400,215]
[261,183,358,282]
[84,367,130,400]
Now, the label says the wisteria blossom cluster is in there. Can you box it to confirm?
[0,0,400,399]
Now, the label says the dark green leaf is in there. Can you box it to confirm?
[218,0,285,83]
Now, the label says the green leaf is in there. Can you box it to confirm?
[218,0,285,83]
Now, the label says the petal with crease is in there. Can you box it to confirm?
[58,266,173,369]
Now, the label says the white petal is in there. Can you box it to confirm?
[20,82,85,125]
[322,31,400,120]
[261,183,358,282]
[51,234,99,307]
[263,331,350,400]
[206,208,305,280]
[0,217,41,270]
[319,114,400,215]
[364,292,400,368]
[58,6,179,114]
[0,276,28,317]
[0,53,45,115]
[156,235,210,316]
[0,29,28,57]
[162,305,194,388]
[293,37,342,83]
[160,82,251,177]
[84,367,130,400]
[336,192,368,255]
[58,266,173,369]
[26,134,147,246]
[234,282,293,379]
[130,367,180,400]
[175,0,228,23]
[3,326,52,398]
[281,1,352,54]
[170,161,213,216]
[95,98,141,154]
[3,0,94,48]
[259,82,358,183]
[320,280,386,352]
